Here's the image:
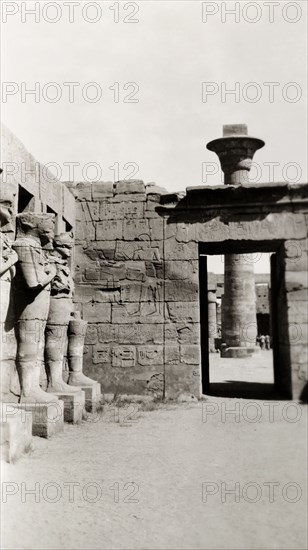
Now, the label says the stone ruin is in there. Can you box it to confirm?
[1,123,307,460]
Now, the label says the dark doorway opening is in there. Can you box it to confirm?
[199,240,291,400]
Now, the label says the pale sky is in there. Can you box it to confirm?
[1,1,307,273]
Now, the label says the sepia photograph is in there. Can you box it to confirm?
[0,1,307,549]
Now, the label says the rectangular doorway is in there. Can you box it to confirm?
[199,241,291,399]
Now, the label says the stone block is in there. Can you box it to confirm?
[123,219,150,240]
[287,289,308,301]
[14,401,64,438]
[75,182,92,201]
[112,346,136,368]
[165,345,180,364]
[164,239,198,260]
[165,260,198,281]
[180,345,200,365]
[164,280,199,302]
[114,180,145,194]
[96,220,122,240]
[76,201,100,222]
[79,382,101,413]
[112,303,164,324]
[165,363,201,399]
[83,303,111,323]
[115,241,162,261]
[97,323,164,344]
[85,324,99,344]
[121,281,163,302]
[83,242,117,261]
[52,391,85,423]
[149,219,163,240]
[76,220,95,241]
[92,181,113,199]
[137,345,164,366]
[93,345,111,364]
[100,201,144,220]
[167,302,200,323]
[0,404,32,462]
[100,261,126,282]
[111,193,146,203]
[285,271,308,291]
[166,323,200,344]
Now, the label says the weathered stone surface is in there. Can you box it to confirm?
[167,302,199,323]
[165,345,180,364]
[180,345,200,365]
[123,219,150,240]
[285,271,308,291]
[75,182,92,201]
[164,239,198,260]
[52,390,85,424]
[165,260,198,281]
[164,280,199,302]
[96,220,122,240]
[100,201,144,220]
[115,241,162,261]
[121,281,163,302]
[149,219,163,240]
[114,180,145,194]
[112,303,164,324]
[137,346,163,366]
[165,363,201,399]
[92,181,113,199]
[0,404,32,462]
[76,220,95,241]
[97,323,163,344]
[83,303,111,323]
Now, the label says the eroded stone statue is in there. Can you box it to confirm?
[0,194,18,400]
[67,311,97,386]
[13,213,59,403]
[45,232,80,393]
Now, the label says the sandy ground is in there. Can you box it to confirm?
[1,354,307,550]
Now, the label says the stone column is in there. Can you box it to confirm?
[208,290,217,353]
[207,124,264,357]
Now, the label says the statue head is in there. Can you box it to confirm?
[53,232,74,259]
[16,212,55,245]
[0,199,14,231]
[0,181,16,232]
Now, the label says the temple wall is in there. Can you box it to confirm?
[72,180,308,400]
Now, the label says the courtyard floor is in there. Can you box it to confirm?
[2,353,307,550]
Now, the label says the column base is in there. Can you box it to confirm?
[52,390,85,423]
[0,403,33,462]
[221,345,260,358]
[12,401,64,438]
[78,383,102,413]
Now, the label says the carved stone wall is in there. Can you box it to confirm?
[73,180,308,400]
[71,180,201,398]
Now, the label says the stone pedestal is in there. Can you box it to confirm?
[14,400,64,438]
[0,403,33,462]
[79,382,102,412]
[52,390,85,423]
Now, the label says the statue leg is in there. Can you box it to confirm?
[45,323,80,393]
[16,320,59,403]
[67,318,96,386]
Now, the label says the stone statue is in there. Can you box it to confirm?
[45,232,80,393]
[67,310,97,386]
[0,193,18,400]
[13,212,59,403]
